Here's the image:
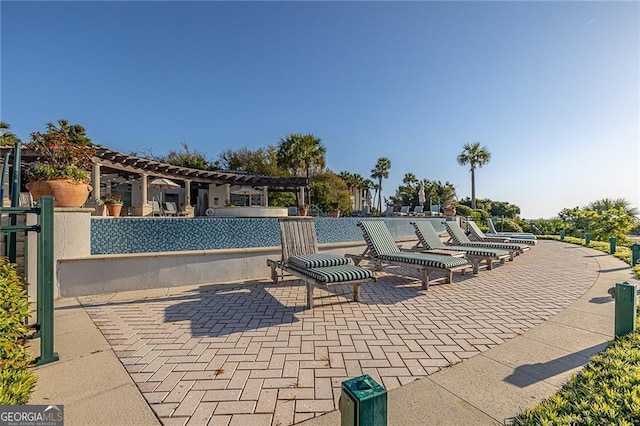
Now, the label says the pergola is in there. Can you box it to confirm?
[7,145,309,216]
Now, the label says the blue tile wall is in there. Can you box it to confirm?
[91,217,447,255]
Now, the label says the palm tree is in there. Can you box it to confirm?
[370,157,391,213]
[0,122,19,146]
[586,198,639,217]
[457,142,491,209]
[46,119,92,146]
[276,133,326,206]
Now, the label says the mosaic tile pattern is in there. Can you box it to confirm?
[91,217,447,255]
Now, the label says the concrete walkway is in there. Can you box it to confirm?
[29,241,638,425]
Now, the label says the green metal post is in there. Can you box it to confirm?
[559,230,565,241]
[8,142,21,262]
[340,374,387,426]
[614,282,637,338]
[0,152,10,203]
[585,233,590,246]
[36,196,58,365]
[632,243,640,266]
[609,237,616,254]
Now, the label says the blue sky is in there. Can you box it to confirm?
[2,1,638,218]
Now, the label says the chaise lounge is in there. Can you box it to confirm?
[410,220,511,272]
[266,217,375,309]
[444,221,531,257]
[486,218,537,239]
[347,220,474,290]
[468,220,537,246]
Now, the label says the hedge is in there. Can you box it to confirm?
[0,257,37,404]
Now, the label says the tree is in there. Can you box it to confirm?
[557,198,639,243]
[217,146,286,176]
[370,157,391,213]
[46,119,92,146]
[388,177,457,212]
[457,142,491,209]
[165,143,211,170]
[0,122,20,146]
[586,198,639,218]
[276,133,326,206]
[310,171,352,214]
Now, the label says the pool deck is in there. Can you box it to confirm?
[29,241,638,425]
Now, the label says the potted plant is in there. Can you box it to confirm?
[24,123,95,208]
[298,204,308,217]
[328,201,340,218]
[443,204,457,217]
[102,195,124,217]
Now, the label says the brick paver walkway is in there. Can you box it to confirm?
[84,241,598,425]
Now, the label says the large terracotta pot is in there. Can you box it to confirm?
[106,203,123,217]
[443,207,456,217]
[26,179,92,208]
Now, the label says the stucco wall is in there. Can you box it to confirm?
[55,241,389,297]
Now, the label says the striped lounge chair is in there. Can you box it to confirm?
[445,221,531,258]
[468,220,537,246]
[266,217,374,309]
[486,218,537,240]
[410,221,512,272]
[348,220,473,290]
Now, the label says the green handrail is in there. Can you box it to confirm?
[0,195,58,365]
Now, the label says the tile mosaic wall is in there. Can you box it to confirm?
[91,217,447,255]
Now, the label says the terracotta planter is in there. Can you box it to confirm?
[298,208,308,217]
[26,179,92,208]
[106,203,123,217]
[443,207,456,217]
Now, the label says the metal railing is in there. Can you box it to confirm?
[1,142,58,365]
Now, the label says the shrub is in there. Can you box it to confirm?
[0,258,36,404]
[491,217,524,233]
[454,204,473,217]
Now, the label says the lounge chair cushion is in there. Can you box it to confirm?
[358,221,402,256]
[288,253,351,269]
[413,221,447,249]
[378,252,469,269]
[468,221,537,246]
[289,264,374,283]
[412,221,510,258]
[445,221,530,252]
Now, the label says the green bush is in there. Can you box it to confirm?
[454,204,473,218]
[513,315,640,425]
[0,257,36,404]
[492,217,524,233]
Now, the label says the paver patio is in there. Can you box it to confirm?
[81,241,599,425]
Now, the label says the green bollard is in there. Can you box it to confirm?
[632,243,640,266]
[613,282,637,338]
[340,374,387,426]
[609,237,616,254]
[559,230,565,241]
[585,233,591,246]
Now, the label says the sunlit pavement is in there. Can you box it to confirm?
[31,241,637,425]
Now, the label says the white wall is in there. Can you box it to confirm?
[56,242,373,297]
